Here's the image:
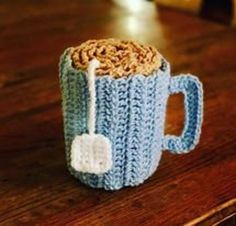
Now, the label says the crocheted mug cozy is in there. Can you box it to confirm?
[59,42,203,190]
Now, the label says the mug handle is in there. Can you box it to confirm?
[162,74,203,154]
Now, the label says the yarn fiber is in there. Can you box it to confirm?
[70,39,162,78]
[59,48,203,190]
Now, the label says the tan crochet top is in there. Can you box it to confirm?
[70,39,162,78]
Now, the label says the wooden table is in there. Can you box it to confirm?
[0,1,235,225]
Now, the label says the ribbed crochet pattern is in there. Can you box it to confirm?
[59,48,203,190]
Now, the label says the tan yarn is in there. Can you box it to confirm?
[70,39,162,78]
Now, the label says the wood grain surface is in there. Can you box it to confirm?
[0,1,235,225]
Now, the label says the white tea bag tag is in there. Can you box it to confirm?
[71,134,112,174]
[70,59,113,175]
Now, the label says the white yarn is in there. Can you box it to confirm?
[70,59,113,174]
[71,134,112,174]
[87,58,100,135]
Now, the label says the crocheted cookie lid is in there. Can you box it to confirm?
[70,39,162,78]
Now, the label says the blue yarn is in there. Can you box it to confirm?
[59,48,203,190]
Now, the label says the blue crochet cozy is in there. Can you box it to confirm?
[59,48,203,190]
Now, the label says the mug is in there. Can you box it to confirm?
[59,48,203,190]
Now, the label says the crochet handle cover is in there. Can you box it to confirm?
[162,75,203,153]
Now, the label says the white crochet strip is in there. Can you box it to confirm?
[87,58,100,135]
[70,59,112,174]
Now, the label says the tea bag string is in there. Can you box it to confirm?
[87,58,100,135]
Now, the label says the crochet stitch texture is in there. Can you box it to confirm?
[59,48,203,190]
